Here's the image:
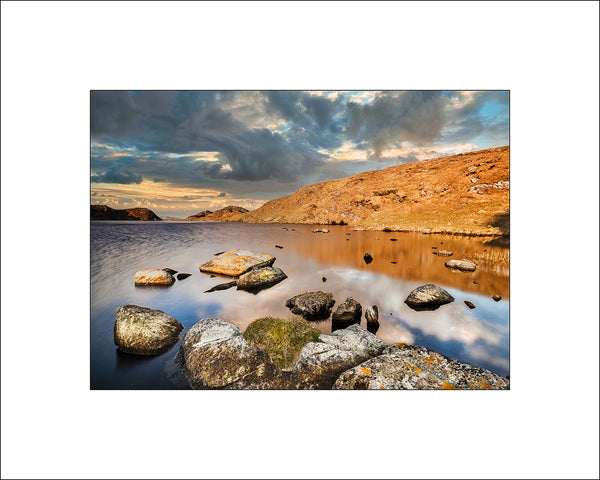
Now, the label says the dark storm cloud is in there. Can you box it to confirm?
[90,91,509,197]
[347,91,450,157]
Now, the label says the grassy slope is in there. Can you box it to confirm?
[232,146,509,235]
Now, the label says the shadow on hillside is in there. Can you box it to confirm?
[485,211,510,247]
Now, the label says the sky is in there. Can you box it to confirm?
[90,90,509,219]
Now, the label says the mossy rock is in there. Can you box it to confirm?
[243,317,321,369]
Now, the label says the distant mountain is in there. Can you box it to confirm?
[91,205,162,221]
[238,146,510,236]
[181,206,249,221]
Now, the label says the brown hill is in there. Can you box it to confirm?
[237,146,509,235]
[91,205,162,221]
[181,206,249,221]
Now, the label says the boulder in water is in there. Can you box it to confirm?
[114,305,183,355]
[404,284,455,311]
[331,297,362,330]
[285,291,335,320]
[236,266,287,293]
[444,259,477,272]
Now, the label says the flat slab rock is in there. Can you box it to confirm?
[445,259,477,272]
[334,343,509,390]
[285,291,335,319]
[114,305,183,355]
[432,250,453,257]
[134,269,175,285]
[236,266,287,292]
[404,284,455,311]
[199,249,276,277]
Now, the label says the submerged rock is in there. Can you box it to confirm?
[290,324,386,389]
[199,249,276,277]
[444,259,477,272]
[365,305,380,334]
[176,273,191,280]
[285,291,335,320]
[363,253,373,264]
[181,318,280,389]
[204,281,237,293]
[114,305,183,355]
[404,284,455,311]
[334,344,509,390]
[464,300,476,309]
[312,228,330,233]
[332,297,362,330]
[134,269,175,286]
[275,245,284,249]
[236,266,287,293]
[433,250,453,257]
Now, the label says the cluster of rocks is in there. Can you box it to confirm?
[199,249,287,294]
[134,267,192,286]
[284,290,380,334]
[113,308,509,390]
[468,180,509,194]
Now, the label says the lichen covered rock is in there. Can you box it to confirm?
[285,291,335,320]
[334,344,509,390]
[404,284,455,311]
[237,266,288,293]
[114,305,183,355]
[290,324,386,388]
[134,269,175,285]
[181,318,280,389]
[199,249,276,277]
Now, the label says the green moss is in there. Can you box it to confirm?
[243,316,321,369]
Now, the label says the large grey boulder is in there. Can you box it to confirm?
[134,269,175,285]
[285,291,335,319]
[236,266,287,293]
[290,324,386,388]
[334,344,509,390]
[404,284,455,311]
[444,259,477,272]
[114,305,183,355]
[181,318,280,389]
[199,249,275,277]
[331,297,362,330]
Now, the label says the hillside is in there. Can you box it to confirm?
[235,146,509,236]
[91,205,162,221]
[181,206,249,221]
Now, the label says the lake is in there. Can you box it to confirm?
[91,221,510,389]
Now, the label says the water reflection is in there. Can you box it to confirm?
[91,221,509,388]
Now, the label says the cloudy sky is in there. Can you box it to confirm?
[91,90,509,218]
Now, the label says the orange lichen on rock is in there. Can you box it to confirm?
[360,367,372,376]
[407,364,423,376]
[439,381,459,390]
[395,343,406,348]
[425,353,443,365]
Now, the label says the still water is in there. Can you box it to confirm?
[91,221,509,389]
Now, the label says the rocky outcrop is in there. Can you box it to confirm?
[199,249,276,276]
[285,291,335,320]
[180,318,280,389]
[134,269,175,285]
[236,267,287,293]
[334,343,509,390]
[114,305,183,355]
[444,259,477,272]
[182,206,249,221]
[404,284,455,311]
[331,297,362,330]
[289,325,386,389]
[91,205,162,221]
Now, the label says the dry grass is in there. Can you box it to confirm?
[230,146,510,236]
